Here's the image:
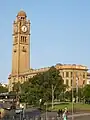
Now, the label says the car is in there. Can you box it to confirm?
[15,108,23,114]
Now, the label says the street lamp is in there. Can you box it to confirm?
[76,76,79,103]
[71,71,74,120]
[52,84,54,109]
[39,99,42,109]
[72,84,74,120]
[44,102,47,120]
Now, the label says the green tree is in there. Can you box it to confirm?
[83,85,90,99]
[64,87,83,102]
[12,82,22,103]
[12,82,21,93]
[0,85,8,93]
[21,66,66,105]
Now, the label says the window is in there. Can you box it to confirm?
[66,79,68,86]
[21,36,22,42]
[83,80,85,85]
[21,36,27,43]
[25,37,26,42]
[20,22,21,26]
[71,79,72,86]
[63,72,64,77]
[66,72,69,77]
[21,36,24,42]
[21,17,24,20]
[22,46,26,52]
[83,73,85,78]
[23,37,24,42]
[71,72,73,77]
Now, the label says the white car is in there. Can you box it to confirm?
[15,108,23,114]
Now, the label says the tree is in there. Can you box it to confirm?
[0,85,8,93]
[64,87,83,102]
[12,82,22,103]
[12,82,21,93]
[83,85,90,99]
[21,66,66,105]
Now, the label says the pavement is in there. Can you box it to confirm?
[41,111,90,116]
[41,112,90,120]
[1,108,90,120]
[68,113,90,119]
[69,115,90,120]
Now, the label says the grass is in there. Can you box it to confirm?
[48,102,90,112]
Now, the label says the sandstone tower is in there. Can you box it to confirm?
[8,11,30,91]
[12,11,30,74]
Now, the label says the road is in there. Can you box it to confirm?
[41,112,90,120]
[2,109,90,120]
[69,115,90,120]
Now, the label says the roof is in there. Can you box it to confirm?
[17,10,27,17]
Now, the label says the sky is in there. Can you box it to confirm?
[0,0,90,83]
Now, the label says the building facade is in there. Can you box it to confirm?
[87,72,90,84]
[8,11,88,91]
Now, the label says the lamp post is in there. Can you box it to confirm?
[71,71,74,120]
[39,99,42,109]
[52,84,54,109]
[44,102,47,120]
[72,84,74,120]
[76,77,79,103]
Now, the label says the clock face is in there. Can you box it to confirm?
[21,25,27,32]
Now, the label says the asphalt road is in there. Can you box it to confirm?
[69,115,90,120]
[2,109,90,120]
[41,112,90,120]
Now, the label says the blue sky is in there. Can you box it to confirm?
[0,0,90,83]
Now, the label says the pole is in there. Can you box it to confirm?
[46,103,47,120]
[52,84,54,109]
[20,111,22,120]
[72,85,74,120]
[72,71,74,120]
[23,108,25,119]
[76,77,78,103]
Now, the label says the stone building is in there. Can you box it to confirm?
[87,72,90,84]
[8,11,88,91]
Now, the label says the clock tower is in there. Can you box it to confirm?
[12,10,30,75]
